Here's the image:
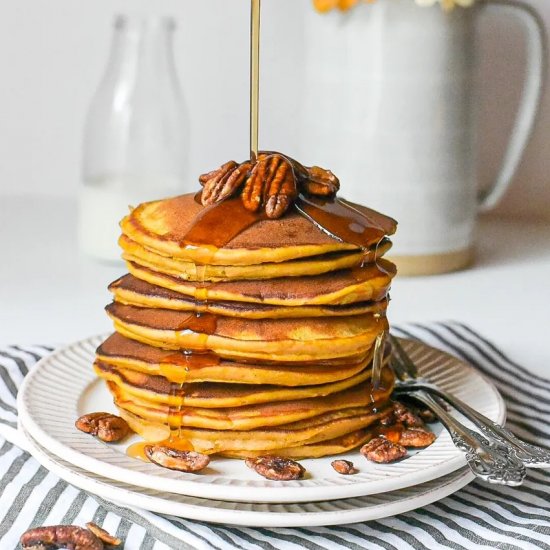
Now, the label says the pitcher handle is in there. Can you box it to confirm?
[478,1,546,211]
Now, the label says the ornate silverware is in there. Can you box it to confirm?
[388,334,540,485]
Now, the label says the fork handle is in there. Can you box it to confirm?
[405,389,526,486]
[414,384,550,468]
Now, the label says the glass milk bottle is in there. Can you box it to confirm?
[79,15,188,261]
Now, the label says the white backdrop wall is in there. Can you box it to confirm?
[0,0,548,220]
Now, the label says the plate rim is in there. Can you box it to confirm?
[17,334,505,503]
[20,425,475,528]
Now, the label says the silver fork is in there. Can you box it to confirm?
[390,334,550,469]
[388,334,527,486]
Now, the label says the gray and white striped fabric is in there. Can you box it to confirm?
[1,322,549,550]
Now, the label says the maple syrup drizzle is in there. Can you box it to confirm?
[373,423,405,444]
[295,194,391,250]
[158,352,221,384]
[250,0,261,160]
[181,192,392,258]
[126,436,195,462]
[164,227,221,450]
[371,329,387,393]
[182,194,264,249]
[162,351,220,371]
[174,312,218,334]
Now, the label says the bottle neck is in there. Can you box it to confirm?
[104,16,177,86]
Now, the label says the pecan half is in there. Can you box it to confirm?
[144,445,210,473]
[302,165,340,197]
[199,160,236,186]
[264,156,298,219]
[21,525,103,550]
[331,459,358,475]
[200,160,252,206]
[241,156,267,212]
[260,151,339,198]
[86,523,121,546]
[392,402,425,428]
[361,437,407,463]
[245,455,305,480]
[242,154,297,218]
[75,412,130,443]
[380,401,426,429]
[398,427,436,448]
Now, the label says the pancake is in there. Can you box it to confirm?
[119,234,392,281]
[94,360,391,408]
[109,274,387,319]
[106,302,389,361]
[109,368,394,430]
[225,429,373,459]
[96,334,373,386]
[121,193,397,266]
[117,405,392,455]
[122,259,396,307]
[110,273,387,318]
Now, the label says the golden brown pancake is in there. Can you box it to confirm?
[119,234,392,281]
[110,273,387,318]
[109,274,387,319]
[226,430,373,459]
[96,333,374,385]
[122,259,395,307]
[121,193,397,265]
[94,360,389,408]
[109,367,393,430]
[117,405,392,455]
[106,302,389,361]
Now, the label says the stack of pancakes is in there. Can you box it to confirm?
[95,192,398,458]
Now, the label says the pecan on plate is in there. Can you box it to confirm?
[360,437,407,464]
[144,445,210,473]
[21,525,103,550]
[398,427,437,448]
[245,455,306,480]
[200,160,252,206]
[242,154,298,218]
[392,401,425,429]
[86,523,121,546]
[331,459,358,475]
[75,412,130,443]
[395,397,440,423]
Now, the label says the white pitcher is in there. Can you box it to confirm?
[299,0,545,275]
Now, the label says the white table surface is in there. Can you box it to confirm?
[2,196,549,377]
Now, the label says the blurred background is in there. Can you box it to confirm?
[0,0,548,220]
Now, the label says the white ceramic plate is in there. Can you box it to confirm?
[21,425,474,527]
[18,334,505,503]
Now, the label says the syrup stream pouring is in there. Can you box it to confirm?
[250,0,261,160]
[390,334,550,474]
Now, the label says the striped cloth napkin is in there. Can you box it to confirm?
[1,322,549,550]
